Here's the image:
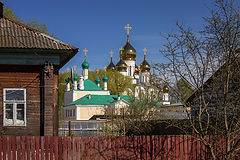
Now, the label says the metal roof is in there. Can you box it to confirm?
[65,95,130,106]
[0,17,77,50]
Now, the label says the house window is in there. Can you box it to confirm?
[3,88,26,126]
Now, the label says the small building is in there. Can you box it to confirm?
[63,56,130,121]
[0,2,78,136]
[64,95,130,120]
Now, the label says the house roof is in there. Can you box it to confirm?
[65,95,131,106]
[0,17,78,67]
[186,56,240,104]
[0,17,77,50]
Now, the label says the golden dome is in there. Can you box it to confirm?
[162,84,169,93]
[107,57,115,70]
[107,50,115,70]
[134,64,139,75]
[120,41,137,60]
[115,59,127,72]
[139,57,150,72]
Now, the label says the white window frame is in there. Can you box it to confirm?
[3,88,27,126]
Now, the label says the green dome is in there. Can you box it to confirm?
[73,74,78,81]
[95,77,100,84]
[82,60,89,69]
[65,76,70,83]
[103,75,108,82]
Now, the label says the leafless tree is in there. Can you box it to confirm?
[154,0,240,159]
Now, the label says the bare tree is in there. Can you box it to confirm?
[154,0,240,159]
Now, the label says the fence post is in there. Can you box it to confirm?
[68,121,71,136]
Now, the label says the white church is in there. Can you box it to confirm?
[106,24,151,85]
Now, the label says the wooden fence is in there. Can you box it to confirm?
[0,135,238,160]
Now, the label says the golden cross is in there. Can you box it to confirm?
[110,50,113,58]
[119,47,124,54]
[66,68,69,73]
[143,48,147,56]
[73,65,76,72]
[104,66,107,72]
[83,48,88,59]
[125,24,132,36]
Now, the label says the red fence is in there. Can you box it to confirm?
[0,135,237,160]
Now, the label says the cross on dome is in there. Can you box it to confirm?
[119,47,124,53]
[125,24,132,42]
[83,48,88,59]
[110,50,113,58]
[66,68,69,73]
[143,48,147,55]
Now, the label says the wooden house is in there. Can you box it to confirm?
[0,2,78,136]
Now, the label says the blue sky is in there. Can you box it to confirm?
[3,0,211,73]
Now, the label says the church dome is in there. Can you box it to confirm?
[139,59,150,72]
[107,58,115,70]
[120,41,137,60]
[115,59,127,72]
[134,64,139,75]
[65,76,70,83]
[73,74,78,81]
[95,77,100,84]
[103,75,108,82]
[162,84,169,93]
[82,60,89,69]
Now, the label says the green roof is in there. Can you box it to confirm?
[82,79,103,91]
[65,95,131,106]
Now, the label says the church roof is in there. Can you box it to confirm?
[65,95,131,106]
[107,59,115,70]
[139,57,150,72]
[82,60,89,69]
[121,41,137,60]
[83,79,103,91]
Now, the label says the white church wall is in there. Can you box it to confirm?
[75,90,110,100]
[123,60,135,77]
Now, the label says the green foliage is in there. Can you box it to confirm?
[26,19,54,37]
[3,6,53,36]
[3,7,23,23]
[89,70,134,95]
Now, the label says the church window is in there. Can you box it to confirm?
[130,66,132,76]
[3,88,26,126]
